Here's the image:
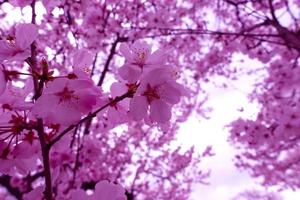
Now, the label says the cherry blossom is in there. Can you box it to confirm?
[9,0,32,8]
[0,140,40,175]
[4,0,298,199]
[130,67,184,124]
[118,41,167,82]
[0,23,38,63]
[32,78,100,126]
[102,82,131,127]
[23,186,43,200]
[91,180,126,200]
[72,49,94,78]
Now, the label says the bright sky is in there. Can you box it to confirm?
[177,63,300,200]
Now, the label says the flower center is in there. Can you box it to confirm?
[132,47,149,65]
[142,84,160,103]
[55,87,79,103]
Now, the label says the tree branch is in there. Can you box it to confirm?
[36,119,53,200]
[97,36,128,86]
[0,0,8,6]
[30,1,53,199]
[0,175,22,200]
[47,91,133,148]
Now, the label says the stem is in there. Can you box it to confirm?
[0,175,22,200]
[30,1,53,199]
[37,119,53,200]
[48,91,132,148]
[97,36,128,86]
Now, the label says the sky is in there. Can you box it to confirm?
[177,65,300,200]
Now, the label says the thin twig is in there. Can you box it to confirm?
[47,91,133,148]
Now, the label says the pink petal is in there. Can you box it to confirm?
[32,94,58,118]
[150,100,171,123]
[17,0,32,7]
[0,41,15,62]
[70,189,90,200]
[45,78,68,94]
[14,158,37,175]
[75,90,97,113]
[68,79,94,90]
[42,0,60,13]
[10,49,31,61]
[110,82,127,97]
[143,67,172,86]
[147,49,167,65]
[73,49,93,69]
[49,104,81,125]
[159,81,182,104]
[23,186,43,200]
[15,23,38,50]
[92,180,126,200]
[118,63,141,82]
[119,43,132,60]
[131,41,151,62]
[130,96,148,121]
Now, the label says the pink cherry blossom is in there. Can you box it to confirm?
[10,0,32,8]
[104,82,130,127]
[4,0,298,199]
[42,0,60,13]
[118,41,167,82]
[130,67,184,124]
[72,49,94,78]
[0,80,33,110]
[0,23,38,63]
[70,189,90,200]
[32,78,100,126]
[23,186,43,200]
[91,180,126,200]
[0,140,39,175]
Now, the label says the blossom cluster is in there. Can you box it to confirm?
[0,22,186,199]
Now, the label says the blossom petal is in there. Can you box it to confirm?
[0,41,15,62]
[150,100,171,123]
[49,104,81,125]
[15,23,38,50]
[92,180,126,200]
[118,63,141,82]
[73,49,93,76]
[31,94,58,118]
[159,81,182,104]
[130,96,147,121]
[23,186,43,200]
[119,43,132,60]
[147,49,167,65]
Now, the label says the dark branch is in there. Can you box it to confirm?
[97,36,128,86]
[47,91,133,148]
[0,175,22,200]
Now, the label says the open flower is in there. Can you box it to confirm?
[0,23,38,63]
[72,49,94,78]
[104,82,130,127]
[91,180,126,200]
[69,180,126,200]
[130,67,185,124]
[32,78,100,126]
[118,41,167,82]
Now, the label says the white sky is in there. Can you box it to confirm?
[177,65,300,200]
